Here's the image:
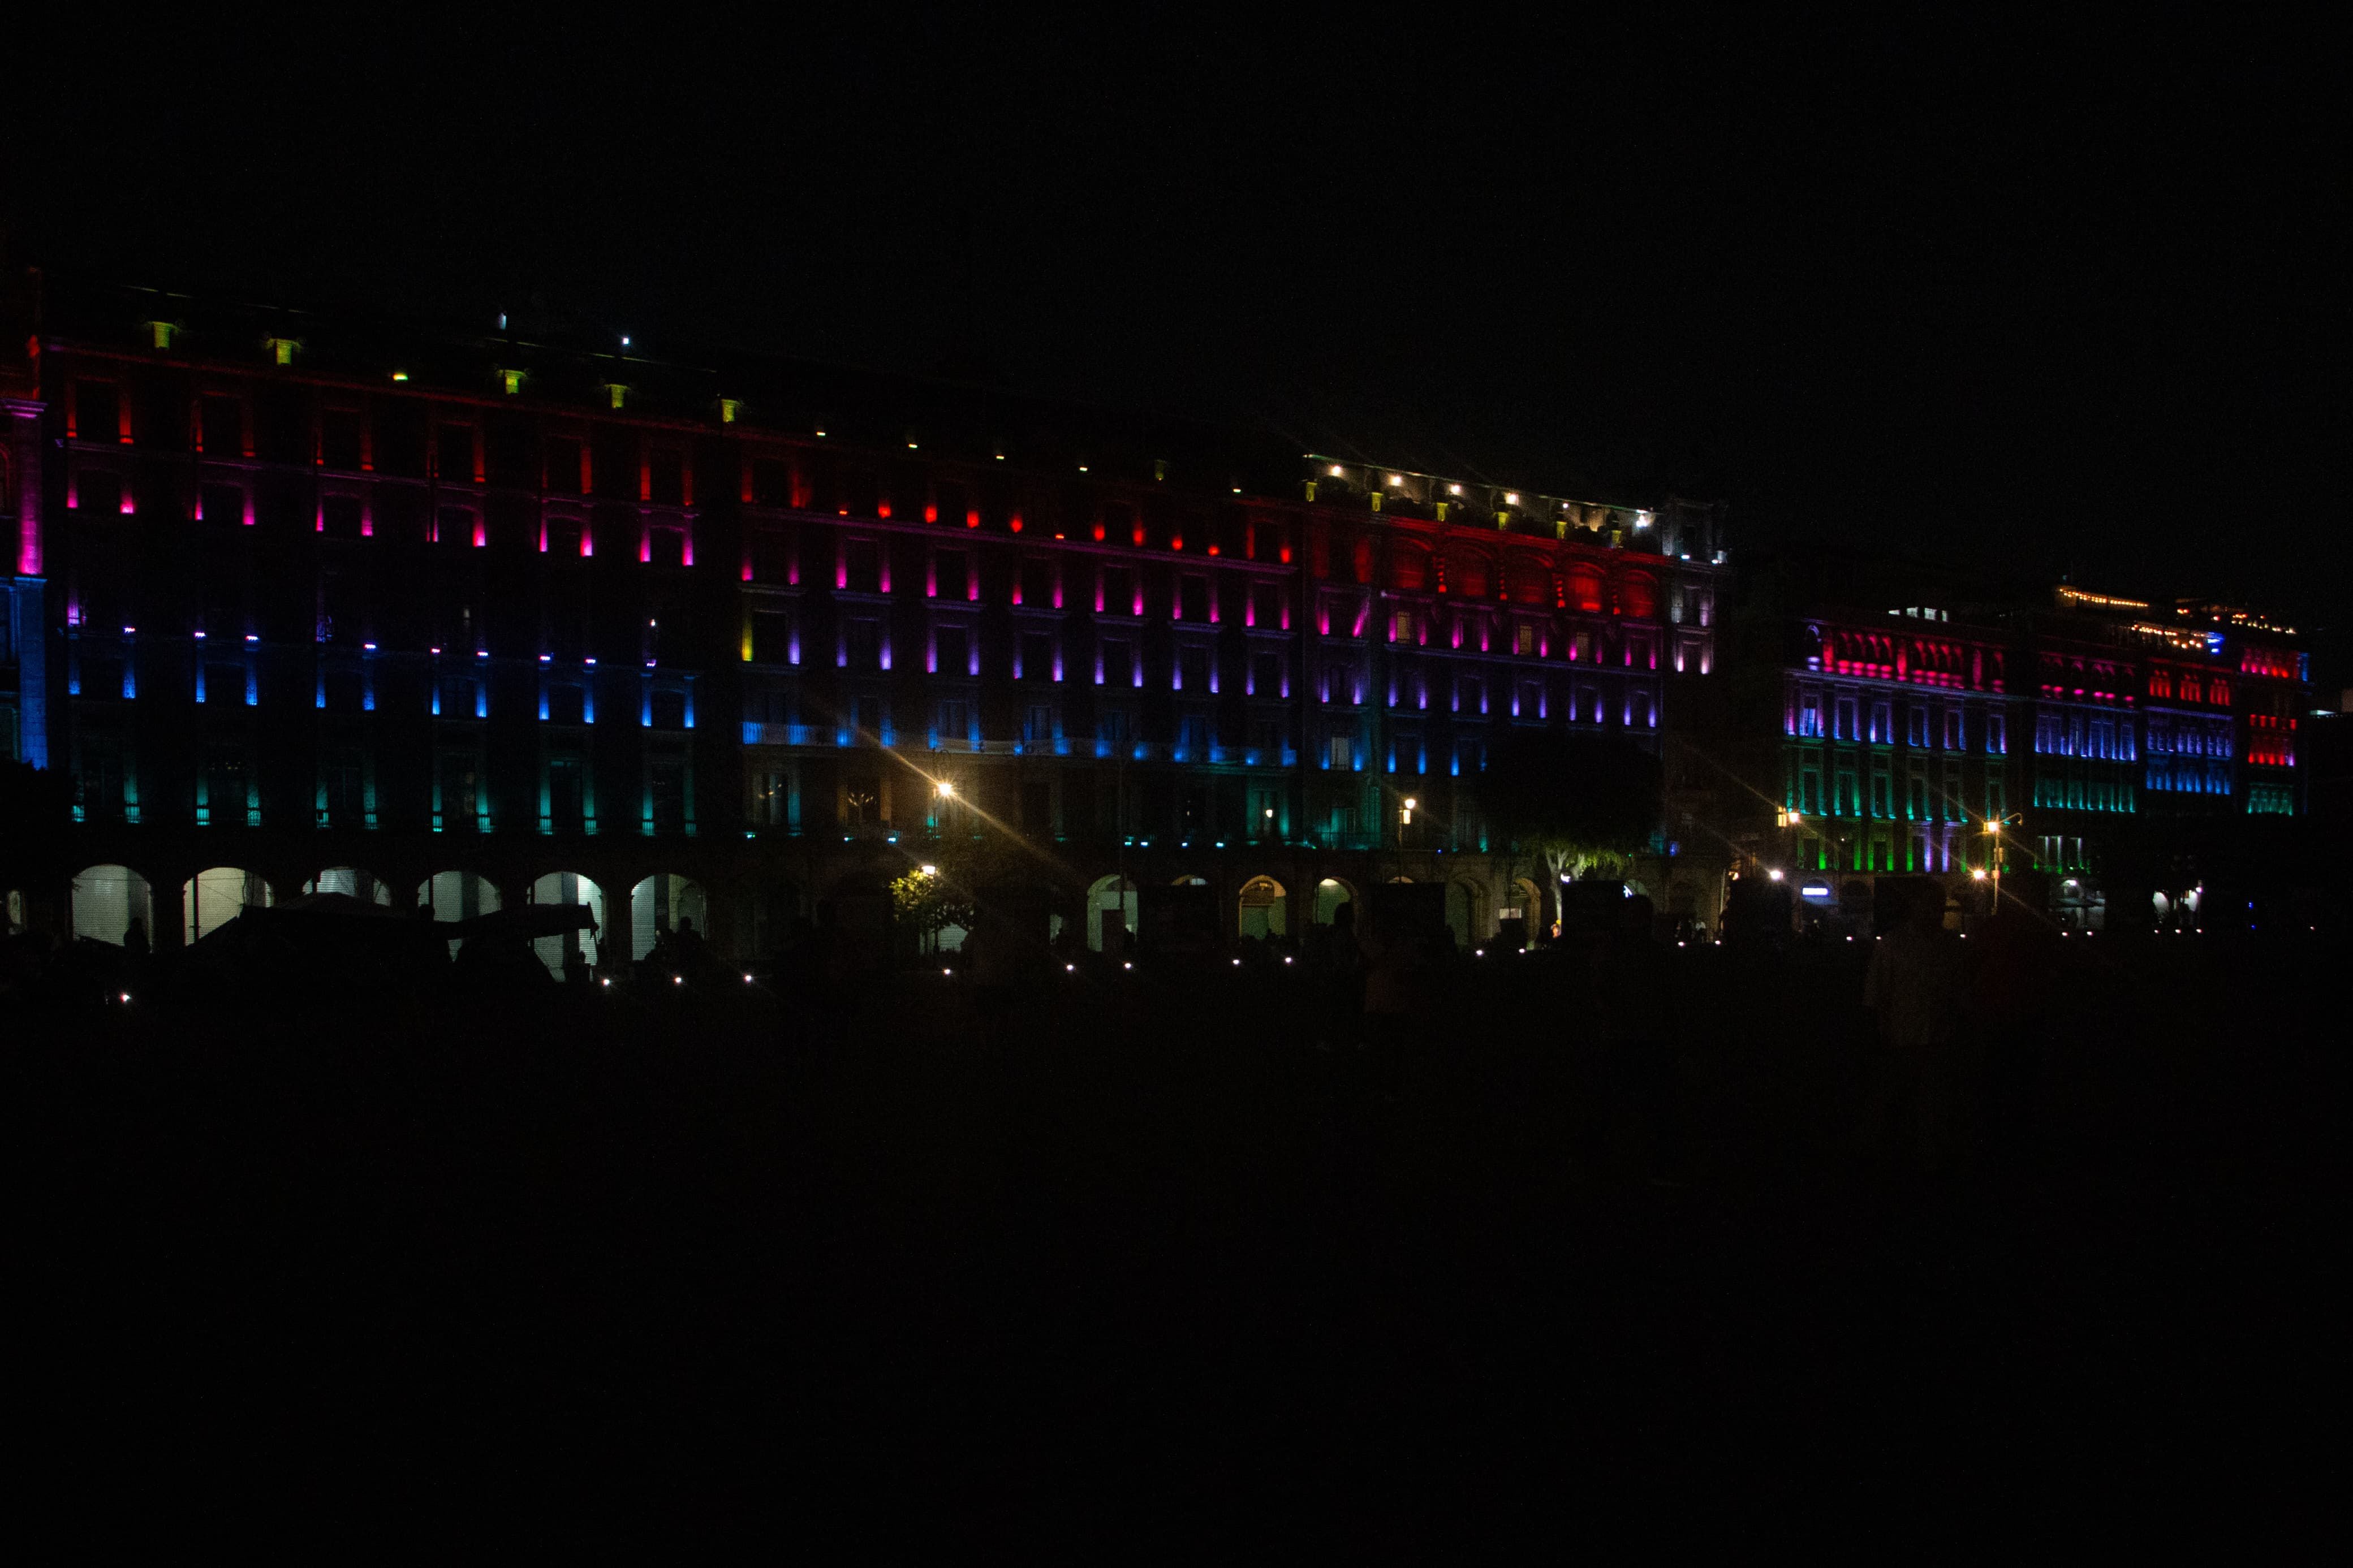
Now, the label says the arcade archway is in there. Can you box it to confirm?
[72,865,153,945]
[1238,876,1288,940]
[184,866,271,944]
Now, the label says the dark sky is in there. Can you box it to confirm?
[10,12,2345,650]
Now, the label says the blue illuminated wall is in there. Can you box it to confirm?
[2,577,46,767]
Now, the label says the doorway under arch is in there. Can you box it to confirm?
[419,870,502,922]
[631,873,708,962]
[1312,878,1355,926]
[1084,874,1138,952]
[1238,876,1288,939]
[305,867,391,905]
[421,872,501,957]
[1512,876,1544,941]
[1446,880,1483,950]
[72,864,153,945]
[529,872,607,977]
[184,867,272,944]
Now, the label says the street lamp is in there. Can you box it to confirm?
[1981,813,2021,908]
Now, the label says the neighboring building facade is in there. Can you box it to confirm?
[2,274,1728,961]
[1748,582,2312,930]
[1773,606,2017,884]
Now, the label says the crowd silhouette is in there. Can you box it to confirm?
[5,879,2330,1531]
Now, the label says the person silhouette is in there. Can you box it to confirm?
[1861,880,1971,1176]
[673,914,709,979]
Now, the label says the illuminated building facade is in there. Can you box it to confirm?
[1775,608,2016,878]
[5,274,1727,957]
[1762,581,2312,928]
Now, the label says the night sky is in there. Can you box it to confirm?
[10,13,2344,657]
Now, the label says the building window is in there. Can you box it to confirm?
[1178,576,1210,623]
[751,610,795,666]
[842,538,882,594]
[1249,649,1283,697]
[648,760,687,834]
[842,771,883,827]
[319,749,367,828]
[1024,703,1057,747]
[548,759,587,835]
[1021,557,1058,607]
[1327,733,1353,770]
[751,768,789,827]
[200,394,243,455]
[436,753,481,830]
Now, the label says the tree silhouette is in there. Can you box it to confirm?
[1482,730,1663,885]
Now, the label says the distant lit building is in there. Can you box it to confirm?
[1748,581,2312,930]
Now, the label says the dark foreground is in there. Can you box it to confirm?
[12,934,2339,1541]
